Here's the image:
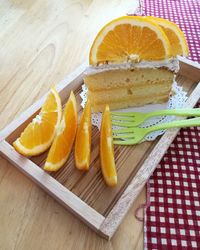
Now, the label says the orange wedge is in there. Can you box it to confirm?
[89,16,171,65]
[44,91,77,171]
[147,16,189,56]
[13,88,62,156]
[100,105,117,186]
[75,100,92,171]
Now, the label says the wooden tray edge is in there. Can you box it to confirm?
[178,56,200,69]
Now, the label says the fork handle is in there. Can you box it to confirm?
[145,108,200,119]
[147,117,200,133]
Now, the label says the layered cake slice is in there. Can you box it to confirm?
[84,16,188,112]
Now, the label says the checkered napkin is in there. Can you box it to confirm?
[145,111,200,249]
[137,0,200,248]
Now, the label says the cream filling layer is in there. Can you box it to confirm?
[85,58,180,75]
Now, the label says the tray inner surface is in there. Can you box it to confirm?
[5,64,199,217]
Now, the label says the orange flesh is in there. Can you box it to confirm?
[162,27,184,56]
[75,100,92,170]
[13,88,61,156]
[41,91,59,112]
[96,25,167,63]
[44,92,77,171]
[100,105,117,186]
[18,114,57,150]
[146,16,189,56]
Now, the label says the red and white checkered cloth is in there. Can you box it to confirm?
[136,0,200,248]
[145,114,200,249]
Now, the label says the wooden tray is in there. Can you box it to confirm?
[0,57,200,240]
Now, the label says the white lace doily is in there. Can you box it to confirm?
[80,81,188,141]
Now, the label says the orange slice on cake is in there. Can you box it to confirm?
[75,100,92,171]
[100,105,117,187]
[89,16,171,65]
[44,91,77,171]
[146,16,189,56]
[13,88,62,156]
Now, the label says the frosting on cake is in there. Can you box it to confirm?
[84,58,179,75]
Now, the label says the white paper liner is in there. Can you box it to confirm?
[80,81,188,141]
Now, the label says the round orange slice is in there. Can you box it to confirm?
[147,16,189,56]
[13,88,62,156]
[75,100,92,171]
[89,16,171,65]
[100,105,117,187]
[44,91,77,171]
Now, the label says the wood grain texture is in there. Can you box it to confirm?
[0,1,144,249]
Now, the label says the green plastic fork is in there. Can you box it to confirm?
[111,108,200,127]
[113,117,200,145]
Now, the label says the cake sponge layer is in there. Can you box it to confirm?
[84,68,174,91]
[91,94,169,112]
[88,82,172,104]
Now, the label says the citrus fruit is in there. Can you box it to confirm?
[89,16,171,65]
[147,16,189,56]
[75,100,92,171]
[100,105,117,187]
[13,88,62,156]
[44,91,77,171]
